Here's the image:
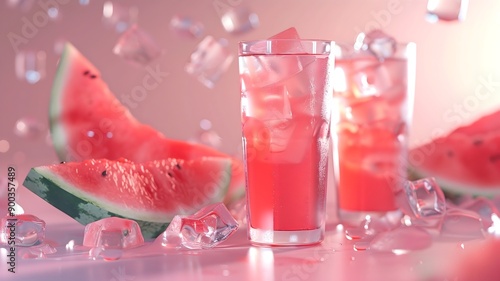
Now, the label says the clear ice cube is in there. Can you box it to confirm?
[14,117,44,139]
[102,1,138,33]
[83,217,144,260]
[404,178,446,218]
[0,214,45,246]
[170,15,204,38]
[426,0,468,22]
[154,203,238,250]
[355,29,397,60]
[185,36,234,89]
[113,24,162,66]
[220,6,259,34]
[439,209,485,240]
[15,50,46,84]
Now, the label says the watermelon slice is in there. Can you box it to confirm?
[410,109,500,197]
[23,157,231,239]
[49,43,244,203]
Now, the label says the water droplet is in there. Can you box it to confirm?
[87,131,95,138]
[14,117,44,139]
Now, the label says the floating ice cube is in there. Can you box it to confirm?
[14,117,44,139]
[155,203,238,249]
[403,178,446,218]
[0,214,46,246]
[439,209,485,240]
[170,15,204,38]
[355,30,397,60]
[185,36,234,88]
[83,217,144,260]
[426,0,468,22]
[113,25,162,66]
[102,1,138,33]
[220,6,259,34]
[245,85,292,120]
[369,226,432,253]
[15,50,46,84]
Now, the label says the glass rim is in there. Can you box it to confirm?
[239,39,335,55]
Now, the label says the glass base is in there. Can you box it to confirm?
[248,226,324,246]
[338,208,402,226]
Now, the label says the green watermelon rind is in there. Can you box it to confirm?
[23,162,231,239]
[409,167,500,199]
[49,44,72,162]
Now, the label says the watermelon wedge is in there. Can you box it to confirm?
[409,109,500,197]
[23,157,231,239]
[49,43,245,204]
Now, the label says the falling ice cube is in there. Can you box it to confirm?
[155,203,238,250]
[102,1,138,33]
[220,6,259,34]
[0,214,46,246]
[15,50,46,84]
[113,24,162,66]
[83,217,144,260]
[14,117,44,139]
[426,0,468,22]
[170,15,204,39]
[439,209,485,240]
[355,29,397,60]
[404,178,446,218]
[185,36,234,88]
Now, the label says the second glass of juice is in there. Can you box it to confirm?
[332,35,416,224]
[238,39,335,245]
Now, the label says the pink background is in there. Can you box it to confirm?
[1,0,500,180]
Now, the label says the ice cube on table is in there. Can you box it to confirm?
[19,243,57,259]
[185,36,234,89]
[0,214,45,246]
[154,203,238,250]
[113,24,162,67]
[83,217,144,260]
[355,29,397,60]
[403,178,446,218]
[426,0,468,22]
[439,209,485,240]
[170,15,204,39]
[220,5,259,34]
[102,1,138,33]
[15,50,46,84]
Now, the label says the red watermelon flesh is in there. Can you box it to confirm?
[23,157,232,238]
[50,43,244,203]
[410,109,500,195]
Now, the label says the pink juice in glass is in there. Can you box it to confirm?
[239,40,334,245]
[332,40,415,223]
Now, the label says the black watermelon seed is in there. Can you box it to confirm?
[60,161,66,164]
[101,170,107,177]
[83,70,90,75]
[175,163,182,170]
[167,172,173,177]
[489,154,500,163]
[90,74,97,79]
[473,139,483,146]
[447,150,454,157]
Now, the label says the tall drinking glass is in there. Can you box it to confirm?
[238,39,335,245]
[331,40,416,224]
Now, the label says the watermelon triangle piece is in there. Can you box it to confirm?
[23,157,232,239]
[49,43,245,204]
